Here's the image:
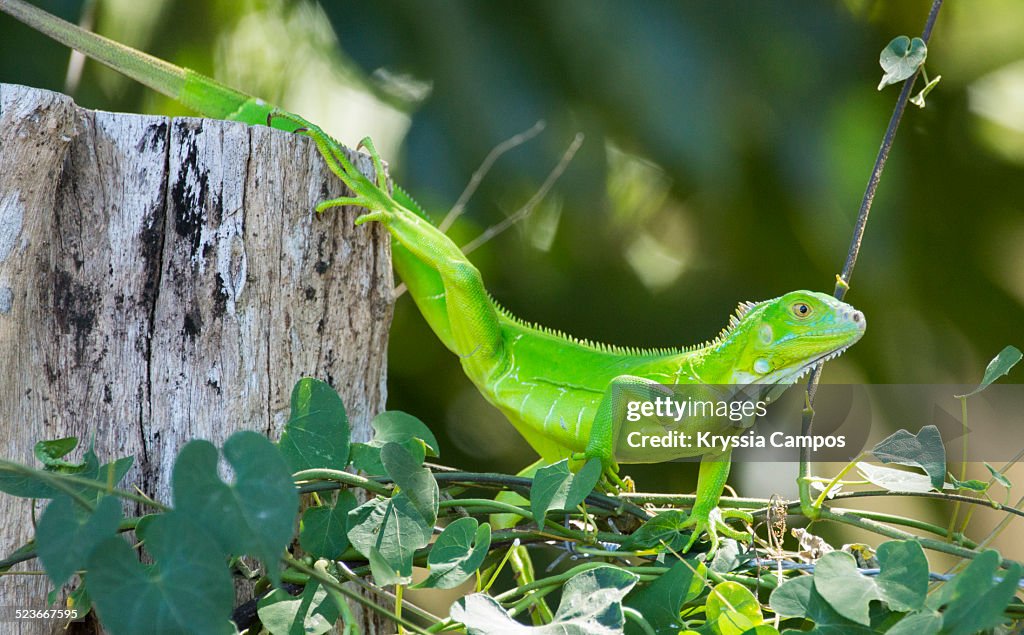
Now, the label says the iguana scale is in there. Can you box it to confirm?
[0,0,866,551]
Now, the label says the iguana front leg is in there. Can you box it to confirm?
[681,453,753,553]
[574,375,752,552]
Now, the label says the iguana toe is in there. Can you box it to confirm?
[680,507,753,554]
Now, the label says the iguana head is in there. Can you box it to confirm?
[716,290,865,388]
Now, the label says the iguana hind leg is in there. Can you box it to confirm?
[274,112,507,378]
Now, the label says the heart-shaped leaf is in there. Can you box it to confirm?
[278,378,350,472]
[878,35,927,90]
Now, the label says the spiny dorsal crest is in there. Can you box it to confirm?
[726,300,759,330]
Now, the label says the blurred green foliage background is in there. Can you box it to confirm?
[3,0,1023,551]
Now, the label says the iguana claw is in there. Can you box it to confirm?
[571,451,633,493]
[680,507,753,554]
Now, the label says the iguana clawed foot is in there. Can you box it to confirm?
[267,110,397,219]
[571,452,633,494]
[680,507,753,554]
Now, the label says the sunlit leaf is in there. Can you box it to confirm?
[985,462,1012,488]
[857,462,936,493]
[704,581,763,635]
[878,35,927,90]
[451,565,637,634]
[949,475,988,492]
[956,345,1022,397]
[530,459,601,525]
[258,576,339,635]
[34,437,80,469]
[910,74,941,108]
[621,510,691,553]
[414,517,492,590]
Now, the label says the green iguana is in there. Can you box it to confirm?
[0,0,865,552]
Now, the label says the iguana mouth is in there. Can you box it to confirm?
[771,341,859,387]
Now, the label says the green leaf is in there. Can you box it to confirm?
[909,74,942,108]
[878,35,927,90]
[172,432,299,584]
[926,549,998,611]
[278,378,350,472]
[771,574,878,633]
[705,581,763,635]
[381,442,438,526]
[857,462,937,493]
[450,594,528,634]
[529,459,602,525]
[624,558,703,635]
[414,517,492,590]
[96,456,134,491]
[0,466,62,498]
[812,552,880,626]
[68,582,92,620]
[36,494,122,587]
[985,462,1012,488]
[621,510,691,552]
[0,445,130,500]
[956,345,1022,397]
[87,512,235,635]
[299,491,358,559]
[869,425,946,490]
[875,540,928,612]
[927,550,1021,635]
[949,475,988,492]
[451,565,638,635]
[940,562,1020,635]
[347,495,432,586]
[258,577,340,635]
[34,437,81,469]
[350,411,440,475]
[883,611,943,635]
[769,575,812,618]
[710,539,746,573]
[551,566,639,630]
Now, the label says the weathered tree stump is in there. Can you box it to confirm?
[0,83,393,633]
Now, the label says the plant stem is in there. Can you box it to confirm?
[283,555,433,634]
[948,396,969,540]
[811,452,866,509]
[292,468,392,496]
[799,0,945,513]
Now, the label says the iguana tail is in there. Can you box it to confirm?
[0,0,297,130]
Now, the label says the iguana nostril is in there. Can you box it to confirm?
[853,311,863,323]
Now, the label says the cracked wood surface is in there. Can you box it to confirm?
[0,83,393,632]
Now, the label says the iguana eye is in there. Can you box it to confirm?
[791,302,812,319]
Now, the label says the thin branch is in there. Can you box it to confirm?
[461,133,585,255]
[827,489,1024,520]
[800,1,944,501]
[439,120,547,232]
[392,120,549,299]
